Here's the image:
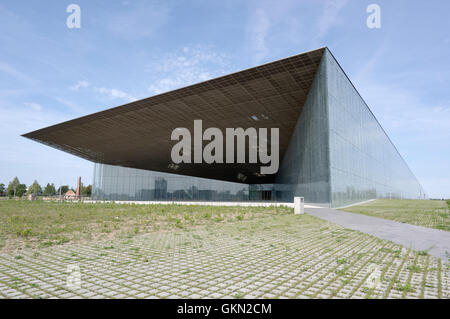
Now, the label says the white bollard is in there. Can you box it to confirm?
[294,196,304,214]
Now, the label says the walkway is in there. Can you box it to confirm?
[306,207,450,261]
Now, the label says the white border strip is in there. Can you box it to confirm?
[83,200,322,208]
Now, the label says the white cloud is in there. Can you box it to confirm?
[244,0,325,63]
[147,45,232,95]
[247,8,271,63]
[53,97,87,116]
[350,44,450,141]
[69,80,136,103]
[360,83,450,139]
[354,60,450,142]
[93,86,137,102]
[105,1,169,39]
[317,0,349,37]
[0,61,34,84]
[23,102,43,111]
[70,80,90,91]
[244,0,348,56]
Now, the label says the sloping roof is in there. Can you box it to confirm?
[23,48,326,184]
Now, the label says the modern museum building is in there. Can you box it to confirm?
[23,48,425,207]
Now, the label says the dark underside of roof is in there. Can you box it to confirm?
[23,48,325,184]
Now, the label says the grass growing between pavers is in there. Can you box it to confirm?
[0,213,448,299]
[341,199,450,231]
[0,200,291,253]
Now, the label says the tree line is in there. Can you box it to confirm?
[0,177,92,198]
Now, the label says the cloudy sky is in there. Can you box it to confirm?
[0,0,449,197]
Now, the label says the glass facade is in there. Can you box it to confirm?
[325,50,425,207]
[274,53,331,206]
[92,163,250,201]
[92,48,425,207]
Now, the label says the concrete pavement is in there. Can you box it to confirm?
[306,207,450,261]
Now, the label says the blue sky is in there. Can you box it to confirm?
[0,0,449,197]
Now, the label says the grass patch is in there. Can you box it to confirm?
[395,283,415,292]
[341,199,449,231]
[233,292,245,299]
[0,200,292,252]
[418,250,429,256]
[406,265,422,273]
[336,258,348,265]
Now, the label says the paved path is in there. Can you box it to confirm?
[306,207,450,261]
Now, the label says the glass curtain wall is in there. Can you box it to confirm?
[275,53,331,206]
[325,49,425,207]
[93,163,250,201]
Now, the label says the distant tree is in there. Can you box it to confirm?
[0,183,5,195]
[7,177,19,197]
[16,184,27,197]
[81,185,92,197]
[7,177,26,197]
[43,183,56,196]
[57,185,69,195]
[28,180,42,195]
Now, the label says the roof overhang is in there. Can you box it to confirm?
[23,48,325,184]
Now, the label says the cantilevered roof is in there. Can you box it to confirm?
[23,48,325,184]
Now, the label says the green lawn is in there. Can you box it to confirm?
[341,199,450,231]
[0,200,291,253]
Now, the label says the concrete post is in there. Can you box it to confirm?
[294,196,304,214]
[76,176,81,200]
